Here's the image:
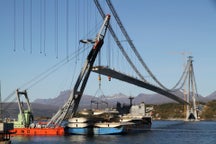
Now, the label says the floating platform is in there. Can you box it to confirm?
[10,127,64,136]
[65,124,128,135]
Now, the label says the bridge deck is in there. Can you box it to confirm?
[92,66,189,105]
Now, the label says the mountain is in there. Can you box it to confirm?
[34,90,96,108]
[5,90,209,119]
[33,90,209,108]
[34,91,129,109]
[34,90,70,106]
[2,102,59,119]
[134,93,176,104]
[206,91,216,100]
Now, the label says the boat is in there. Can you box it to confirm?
[65,106,152,135]
[65,100,152,135]
[10,127,64,136]
[94,123,127,135]
[9,90,64,136]
[65,109,133,135]
[93,121,135,135]
[119,102,152,133]
[65,119,132,135]
[65,117,94,135]
[65,92,153,136]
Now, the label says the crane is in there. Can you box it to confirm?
[45,14,111,128]
[14,89,34,128]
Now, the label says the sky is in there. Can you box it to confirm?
[0,0,216,102]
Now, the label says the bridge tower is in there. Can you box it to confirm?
[185,56,199,121]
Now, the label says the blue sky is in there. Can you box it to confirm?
[0,0,216,102]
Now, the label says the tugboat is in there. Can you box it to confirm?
[9,90,64,136]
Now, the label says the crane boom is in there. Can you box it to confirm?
[46,14,111,128]
[15,89,34,128]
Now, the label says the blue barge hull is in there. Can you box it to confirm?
[65,126,125,135]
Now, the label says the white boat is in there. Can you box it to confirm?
[68,117,88,123]
[67,123,89,128]
[95,122,122,128]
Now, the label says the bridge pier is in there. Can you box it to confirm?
[186,108,198,121]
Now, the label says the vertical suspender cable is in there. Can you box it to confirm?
[23,0,25,51]
[55,0,58,58]
[106,32,111,67]
[14,0,16,52]
[75,0,80,62]
[83,1,86,38]
[44,0,46,56]
[40,0,42,54]
[30,0,32,53]
[74,0,77,62]
[98,47,101,88]
[86,0,89,37]
[66,0,69,61]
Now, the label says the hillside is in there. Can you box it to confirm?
[152,100,216,120]
[3,89,211,120]
[152,103,185,120]
[206,91,216,100]
[200,100,216,120]
[3,93,216,120]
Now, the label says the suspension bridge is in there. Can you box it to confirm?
[1,0,200,126]
[93,0,198,121]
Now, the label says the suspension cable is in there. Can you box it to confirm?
[20,45,90,90]
[43,0,46,56]
[66,0,69,61]
[106,0,188,92]
[40,0,42,54]
[3,91,16,103]
[30,0,32,53]
[94,0,146,82]
[168,61,190,91]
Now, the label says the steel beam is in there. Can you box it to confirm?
[92,66,189,105]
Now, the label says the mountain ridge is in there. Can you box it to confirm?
[34,90,211,108]
[5,90,215,119]
[206,91,216,100]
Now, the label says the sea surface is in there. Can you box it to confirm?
[11,120,216,144]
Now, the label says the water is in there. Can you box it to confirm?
[11,121,216,144]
